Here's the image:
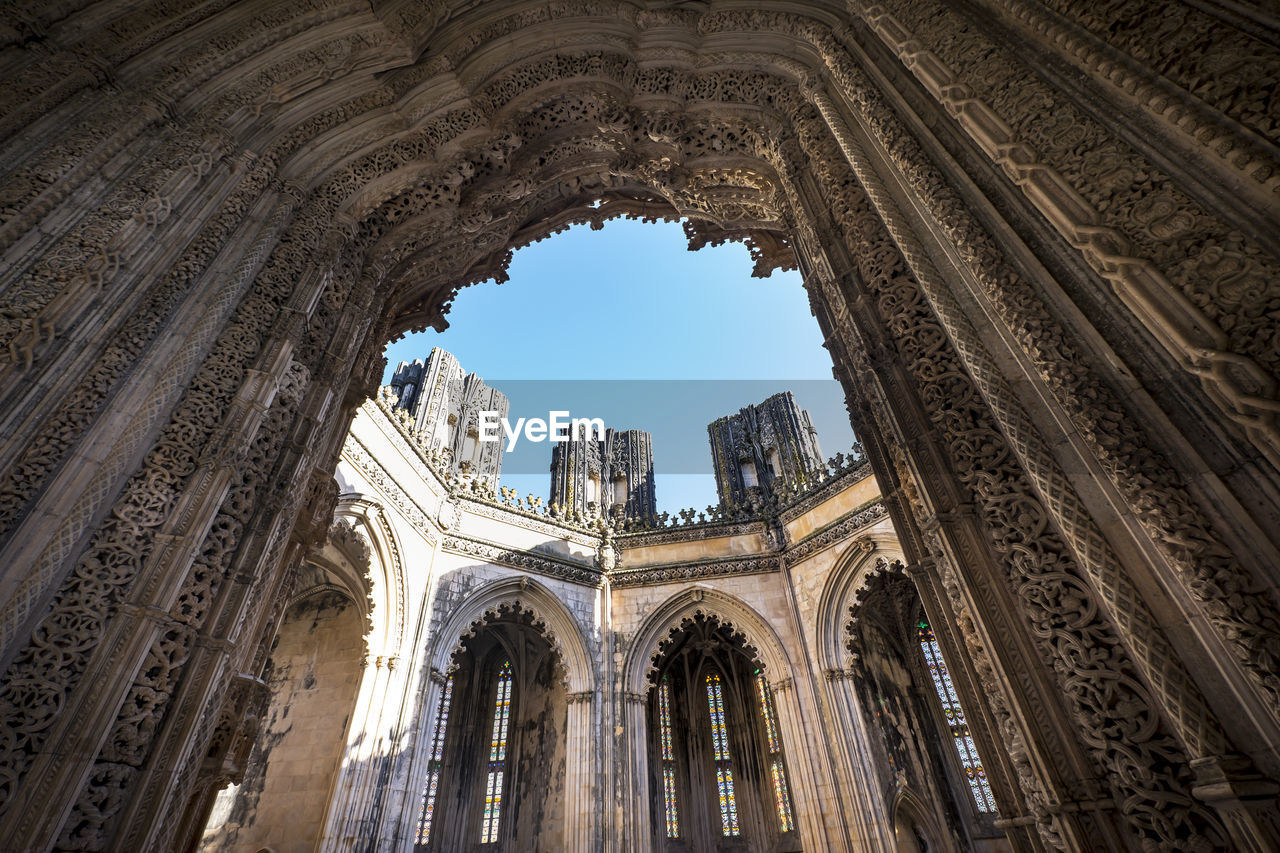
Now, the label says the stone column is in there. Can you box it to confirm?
[319,651,398,851]
[769,676,831,852]
[819,667,893,853]
[621,690,654,853]
[564,689,596,853]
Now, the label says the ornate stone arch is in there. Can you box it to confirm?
[844,559,918,660]
[1,2,1277,850]
[813,535,906,674]
[428,575,595,694]
[622,585,793,697]
[334,497,409,655]
[889,786,949,853]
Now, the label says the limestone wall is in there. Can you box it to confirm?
[200,592,364,853]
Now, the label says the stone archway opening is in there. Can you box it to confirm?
[646,612,799,853]
[196,588,366,853]
[1,4,1278,852]
[415,603,568,853]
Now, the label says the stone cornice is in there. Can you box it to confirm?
[343,433,438,535]
[371,396,602,536]
[615,518,767,548]
[360,396,886,586]
[441,533,603,587]
[365,398,450,495]
[458,496,600,547]
[778,461,874,523]
[784,500,887,565]
[610,554,783,587]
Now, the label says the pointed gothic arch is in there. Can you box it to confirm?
[427,575,595,694]
[623,587,795,699]
[334,497,410,655]
[407,576,598,852]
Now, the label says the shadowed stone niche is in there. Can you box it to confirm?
[198,590,364,853]
[847,567,1006,853]
[419,607,567,852]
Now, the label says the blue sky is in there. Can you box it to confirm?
[381,217,855,514]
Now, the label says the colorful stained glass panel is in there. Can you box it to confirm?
[415,673,454,846]
[659,679,679,837]
[705,672,740,836]
[755,672,795,831]
[918,623,997,813]
[480,661,514,843]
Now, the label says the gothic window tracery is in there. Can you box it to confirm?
[917,622,996,813]
[848,568,1005,849]
[649,614,799,852]
[659,677,680,838]
[754,671,794,831]
[415,673,455,845]
[414,607,563,852]
[481,660,514,843]
[705,670,741,836]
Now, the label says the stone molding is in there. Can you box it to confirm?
[440,534,602,587]
[783,501,888,565]
[778,461,875,523]
[615,518,767,548]
[610,554,783,588]
[343,433,436,535]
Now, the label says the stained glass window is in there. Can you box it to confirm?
[705,672,740,836]
[480,661,513,843]
[755,671,795,832]
[659,678,680,837]
[415,673,455,846]
[918,622,998,813]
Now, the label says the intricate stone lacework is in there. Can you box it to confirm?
[0,2,1274,848]
[815,12,1280,718]
[791,102,1227,848]
[54,362,311,849]
[0,183,306,827]
[855,0,1280,465]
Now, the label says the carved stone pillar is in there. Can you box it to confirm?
[565,690,597,853]
[819,666,893,853]
[621,690,654,853]
[171,672,270,853]
[779,109,1233,847]
[769,675,835,852]
[321,651,399,850]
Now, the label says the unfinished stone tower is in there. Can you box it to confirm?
[550,426,657,521]
[709,391,825,508]
[389,347,508,489]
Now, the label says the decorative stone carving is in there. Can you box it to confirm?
[0,2,1275,850]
